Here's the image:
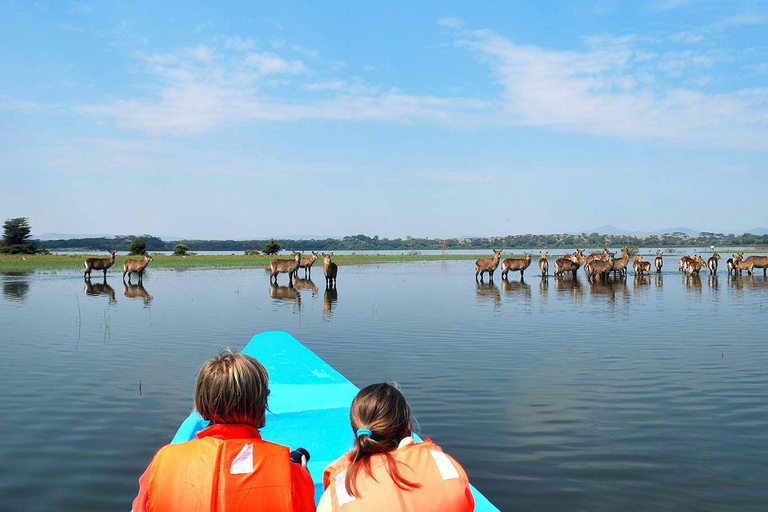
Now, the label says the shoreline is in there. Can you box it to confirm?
[2,249,766,272]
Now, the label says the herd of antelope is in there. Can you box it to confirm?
[475,249,768,282]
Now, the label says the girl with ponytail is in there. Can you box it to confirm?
[318,383,475,512]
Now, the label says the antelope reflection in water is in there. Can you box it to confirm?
[683,274,703,294]
[501,276,531,302]
[84,277,116,303]
[2,272,31,302]
[589,277,629,305]
[475,281,501,307]
[293,277,319,296]
[539,276,548,303]
[269,282,301,311]
[728,274,768,290]
[633,274,651,291]
[655,274,664,289]
[323,285,338,317]
[708,274,719,293]
[554,276,583,297]
[124,281,153,305]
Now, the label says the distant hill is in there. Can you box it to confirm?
[747,228,768,236]
[576,225,701,237]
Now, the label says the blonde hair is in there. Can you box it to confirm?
[194,349,269,428]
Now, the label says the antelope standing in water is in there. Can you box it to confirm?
[270,252,302,284]
[633,255,652,276]
[587,258,613,282]
[735,255,754,276]
[654,251,663,273]
[84,277,116,303]
[475,249,502,282]
[610,250,630,278]
[299,251,320,278]
[707,253,721,274]
[686,255,706,276]
[553,255,577,277]
[679,255,696,273]
[501,252,532,279]
[323,252,338,287]
[584,249,609,274]
[726,254,737,275]
[742,255,768,276]
[538,251,549,276]
[84,250,116,279]
[123,253,154,283]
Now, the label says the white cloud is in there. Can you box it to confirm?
[648,0,690,11]
[457,25,768,149]
[437,17,465,29]
[224,36,257,51]
[304,80,347,91]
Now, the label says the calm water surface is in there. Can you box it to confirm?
[2,262,768,511]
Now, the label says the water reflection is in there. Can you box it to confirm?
[2,272,31,302]
[539,276,548,303]
[683,274,702,294]
[655,274,664,289]
[554,276,583,297]
[323,285,338,317]
[589,278,630,305]
[84,278,116,303]
[729,275,768,290]
[633,274,651,291]
[123,282,153,306]
[475,281,501,307]
[708,274,719,293]
[269,282,301,311]
[501,277,531,302]
[293,277,318,296]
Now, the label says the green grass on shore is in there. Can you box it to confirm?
[0,253,524,272]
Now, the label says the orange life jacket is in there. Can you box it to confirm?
[144,424,308,512]
[322,439,474,512]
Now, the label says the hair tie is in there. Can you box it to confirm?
[356,428,372,438]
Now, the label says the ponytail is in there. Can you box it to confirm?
[344,383,422,497]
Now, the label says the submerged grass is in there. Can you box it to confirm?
[0,253,522,272]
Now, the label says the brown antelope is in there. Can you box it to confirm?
[633,255,652,276]
[553,255,577,277]
[123,253,154,283]
[84,277,116,303]
[84,250,117,279]
[735,255,754,276]
[538,251,549,276]
[726,254,737,275]
[571,249,587,271]
[610,250,630,278]
[299,251,320,278]
[584,249,608,274]
[587,258,613,282]
[707,252,721,274]
[293,277,318,296]
[679,255,696,273]
[323,285,338,316]
[475,249,502,282]
[686,255,706,276]
[270,251,302,284]
[323,252,338,287]
[501,252,532,279]
[655,251,663,273]
[123,282,152,305]
[743,255,768,276]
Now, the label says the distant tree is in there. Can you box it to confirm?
[129,237,147,255]
[1,217,36,254]
[244,249,261,256]
[621,245,639,256]
[263,239,281,255]
[173,244,190,256]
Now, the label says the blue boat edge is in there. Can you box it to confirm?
[169,331,499,511]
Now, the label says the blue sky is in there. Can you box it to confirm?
[1,0,767,239]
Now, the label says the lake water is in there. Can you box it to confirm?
[2,262,768,511]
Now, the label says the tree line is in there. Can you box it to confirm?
[30,232,768,252]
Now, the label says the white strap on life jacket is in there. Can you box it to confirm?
[429,450,460,480]
[230,444,253,475]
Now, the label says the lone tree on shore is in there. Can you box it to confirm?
[263,239,281,255]
[129,237,147,255]
[1,217,37,254]
[173,244,190,256]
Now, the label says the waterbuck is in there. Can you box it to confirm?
[270,252,302,284]
[707,253,721,274]
[299,251,320,278]
[588,258,613,282]
[611,250,630,278]
[584,249,610,274]
[655,251,663,273]
[501,252,532,279]
[84,250,117,279]
[539,251,549,276]
[735,256,754,276]
[123,253,154,283]
[633,255,652,276]
[726,254,737,275]
[743,255,768,276]
[323,252,338,287]
[475,249,502,282]
[686,255,706,276]
[679,256,696,273]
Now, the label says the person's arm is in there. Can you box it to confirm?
[290,461,316,512]
[131,461,152,512]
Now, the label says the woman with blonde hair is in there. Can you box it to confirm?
[319,383,474,511]
[132,349,315,511]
